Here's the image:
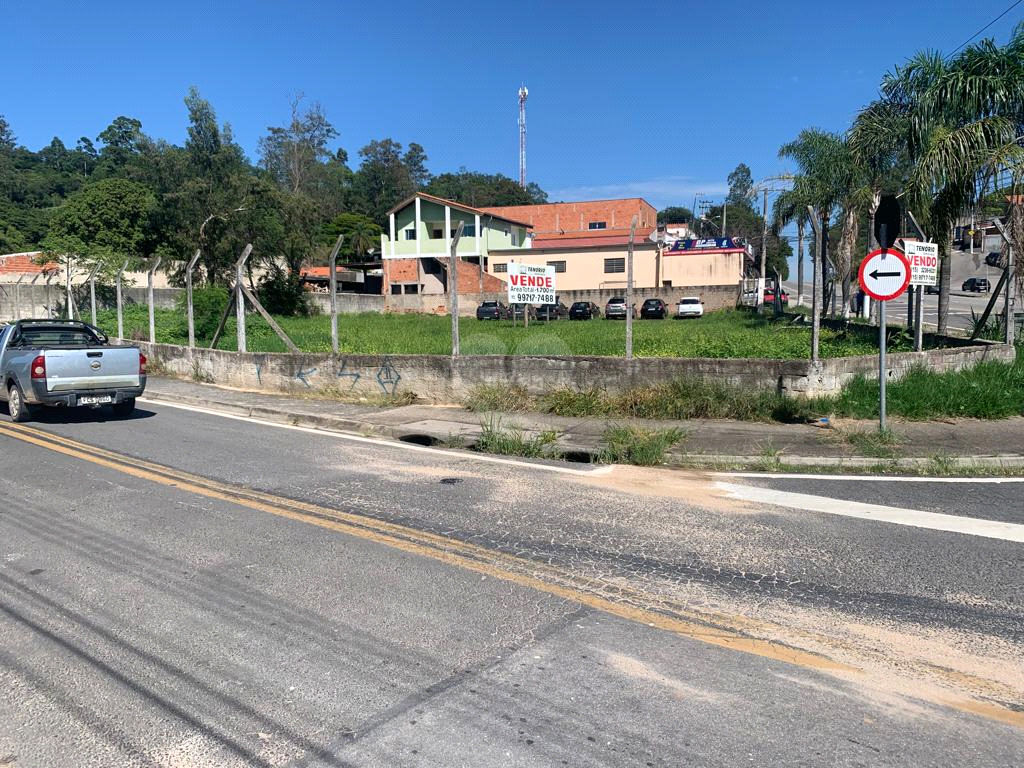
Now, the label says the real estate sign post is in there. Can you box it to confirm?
[507,263,555,327]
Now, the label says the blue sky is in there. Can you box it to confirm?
[3,1,1022,215]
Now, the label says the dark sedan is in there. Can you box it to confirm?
[476,300,509,320]
[536,302,569,321]
[568,301,601,320]
[640,298,668,319]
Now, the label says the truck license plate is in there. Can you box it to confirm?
[80,395,113,405]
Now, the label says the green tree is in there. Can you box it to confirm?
[352,139,421,225]
[259,95,338,196]
[425,170,537,207]
[42,178,156,279]
[727,163,754,209]
[657,206,694,224]
[778,130,866,315]
[163,87,257,286]
[322,212,383,261]
[95,116,145,177]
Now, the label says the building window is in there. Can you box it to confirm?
[511,229,519,246]
[589,221,607,230]
[391,284,402,294]
[494,263,508,273]
[604,257,625,273]
[460,224,476,238]
[404,229,417,240]
[404,284,419,294]
[430,227,443,239]
[547,260,567,273]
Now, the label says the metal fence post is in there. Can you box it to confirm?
[116,259,129,340]
[450,221,464,358]
[185,249,202,348]
[14,274,25,320]
[328,235,343,355]
[147,256,162,344]
[87,262,101,326]
[625,216,637,360]
[44,271,56,319]
[235,244,253,353]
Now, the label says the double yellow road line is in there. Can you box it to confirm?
[0,420,836,667]
[4,419,1023,728]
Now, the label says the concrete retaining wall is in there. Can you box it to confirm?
[139,339,1015,403]
[0,285,179,321]
[307,293,387,314]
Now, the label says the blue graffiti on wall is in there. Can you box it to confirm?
[375,357,401,395]
[295,367,318,387]
[334,360,361,388]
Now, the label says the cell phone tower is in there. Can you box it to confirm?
[518,86,528,188]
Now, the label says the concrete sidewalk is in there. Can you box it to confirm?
[141,376,1024,471]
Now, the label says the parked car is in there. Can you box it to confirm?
[604,297,636,319]
[475,300,509,320]
[675,296,704,319]
[985,251,1004,267]
[535,302,569,321]
[962,277,991,293]
[925,283,940,295]
[0,319,146,421]
[568,301,601,320]
[508,304,536,321]
[764,288,789,305]
[639,298,668,319]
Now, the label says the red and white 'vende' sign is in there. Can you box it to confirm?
[507,262,556,304]
[904,240,939,287]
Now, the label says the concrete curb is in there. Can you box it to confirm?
[140,391,1024,474]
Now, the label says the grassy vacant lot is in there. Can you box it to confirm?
[98,304,927,359]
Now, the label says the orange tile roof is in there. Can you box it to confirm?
[0,252,58,274]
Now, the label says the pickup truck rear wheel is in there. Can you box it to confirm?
[111,398,135,418]
[7,384,31,423]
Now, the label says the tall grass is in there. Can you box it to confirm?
[463,358,1024,423]
[92,306,933,360]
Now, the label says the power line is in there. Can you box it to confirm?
[949,0,1023,56]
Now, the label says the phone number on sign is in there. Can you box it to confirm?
[509,291,555,304]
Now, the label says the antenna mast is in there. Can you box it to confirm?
[518,86,528,188]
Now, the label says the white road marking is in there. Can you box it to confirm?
[139,397,612,477]
[722,472,1024,483]
[714,481,1024,543]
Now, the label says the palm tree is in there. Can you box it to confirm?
[850,31,1024,334]
[778,129,867,318]
[771,188,811,306]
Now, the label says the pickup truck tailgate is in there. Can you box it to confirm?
[44,347,141,392]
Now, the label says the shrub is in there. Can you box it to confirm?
[256,265,309,316]
[174,284,230,341]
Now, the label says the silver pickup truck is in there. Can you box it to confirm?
[0,319,147,422]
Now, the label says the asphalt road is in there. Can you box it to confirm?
[1,401,1022,767]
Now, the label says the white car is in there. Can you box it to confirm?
[676,296,704,318]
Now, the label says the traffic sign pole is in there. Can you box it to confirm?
[879,293,887,432]
[881,224,887,432]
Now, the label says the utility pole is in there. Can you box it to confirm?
[807,206,823,363]
[760,188,768,280]
[625,216,637,360]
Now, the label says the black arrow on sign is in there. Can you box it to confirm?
[870,269,902,279]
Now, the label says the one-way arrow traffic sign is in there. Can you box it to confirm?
[859,248,911,301]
